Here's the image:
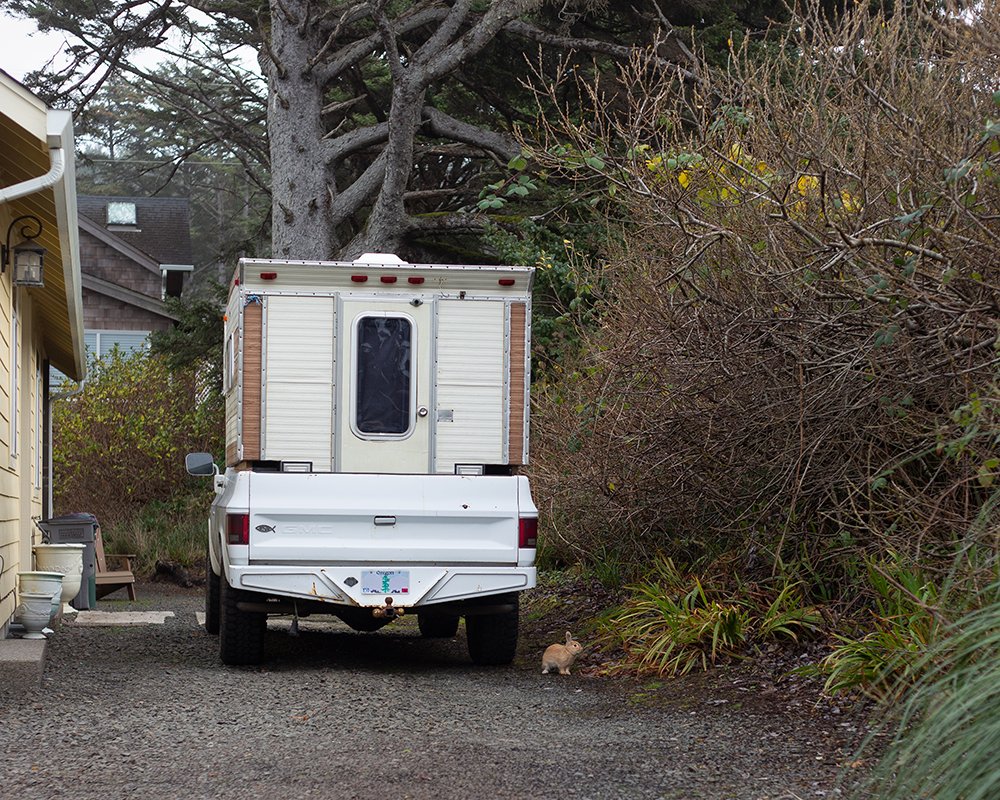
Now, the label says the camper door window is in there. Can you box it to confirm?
[355,315,413,436]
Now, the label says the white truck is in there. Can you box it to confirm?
[186,254,538,665]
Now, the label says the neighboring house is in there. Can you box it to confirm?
[0,71,87,635]
[75,195,192,358]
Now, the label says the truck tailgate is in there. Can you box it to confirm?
[247,473,523,565]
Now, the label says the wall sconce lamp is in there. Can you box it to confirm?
[2,214,46,287]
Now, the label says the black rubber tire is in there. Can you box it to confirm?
[205,551,220,636]
[219,578,266,666]
[465,593,519,665]
[418,612,460,638]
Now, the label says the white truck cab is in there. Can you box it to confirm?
[187,254,537,665]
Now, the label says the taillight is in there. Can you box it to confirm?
[518,517,538,548]
[227,513,250,545]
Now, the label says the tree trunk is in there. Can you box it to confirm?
[347,79,425,258]
[266,0,339,260]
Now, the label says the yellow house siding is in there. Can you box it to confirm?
[0,73,85,633]
[0,208,16,626]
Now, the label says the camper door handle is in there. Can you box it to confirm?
[417,406,428,417]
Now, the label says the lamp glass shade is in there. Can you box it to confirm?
[13,243,44,286]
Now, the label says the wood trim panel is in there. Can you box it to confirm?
[242,301,262,460]
[509,302,527,465]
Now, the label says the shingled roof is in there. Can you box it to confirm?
[77,195,194,267]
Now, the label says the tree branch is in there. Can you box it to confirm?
[324,121,390,159]
[423,0,544,85]
[329,150,387,228]
[420,105,518,160]
[312,6,449,83]
[503,19,702,85]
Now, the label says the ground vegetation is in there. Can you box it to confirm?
[523,2,1000,793]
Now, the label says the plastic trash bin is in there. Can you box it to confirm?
[37,513,98,610]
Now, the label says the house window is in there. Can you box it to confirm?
[106,202,137,226]
[86,330,151,359]
[354,315,413,437]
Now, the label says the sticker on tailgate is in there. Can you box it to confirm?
[361,570,410,595]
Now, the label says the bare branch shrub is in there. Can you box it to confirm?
[528,2,1000,593]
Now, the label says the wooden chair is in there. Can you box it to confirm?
[94,526,137,600]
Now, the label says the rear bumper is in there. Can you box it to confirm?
[228,564,536,609]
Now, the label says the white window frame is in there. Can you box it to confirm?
[349,312,417,442]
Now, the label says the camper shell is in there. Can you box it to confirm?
[224,253,532,474]
[190,254,538,666]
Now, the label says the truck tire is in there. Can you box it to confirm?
[205,551,221,635]
[418,612,460,638]
[219,578,266,666]
[465,593,519,665]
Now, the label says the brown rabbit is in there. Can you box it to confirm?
[541,631,583,675]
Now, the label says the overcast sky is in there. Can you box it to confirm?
[0,14,70,82]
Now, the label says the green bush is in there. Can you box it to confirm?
[53,347,223,569]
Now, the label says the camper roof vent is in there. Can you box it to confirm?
[354,252,406,265]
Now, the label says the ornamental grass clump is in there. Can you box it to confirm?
[602,557,821,676]
[852,583,1000,799]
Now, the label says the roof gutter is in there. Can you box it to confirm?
[0,131,66,203]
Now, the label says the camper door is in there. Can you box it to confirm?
[337,299,432,473]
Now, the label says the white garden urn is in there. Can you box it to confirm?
[15,591,53,638]
[17,571,64,619]
[32,543,84,602]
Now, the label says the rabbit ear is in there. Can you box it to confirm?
[565,631,573,644]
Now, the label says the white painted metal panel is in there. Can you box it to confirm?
[240,257,534,298]
[246,473,522,565]
[263,296,335,469]
[435,300,505,472]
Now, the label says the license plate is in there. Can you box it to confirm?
[361,570,410,595]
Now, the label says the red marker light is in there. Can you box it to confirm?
[380,276,398,284]
[499,278,515,286]
[407,277,425,285]
[351,275,368,283]
[260,272,277,280]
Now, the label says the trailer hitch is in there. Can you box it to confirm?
[372,597,406,620]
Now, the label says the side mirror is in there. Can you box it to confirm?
[185,452,218,476]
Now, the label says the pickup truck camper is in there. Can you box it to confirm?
[187,253,538,665]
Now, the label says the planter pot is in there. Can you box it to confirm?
[15,591,54,639]
[17,571,64,619]
[33,544,85,602]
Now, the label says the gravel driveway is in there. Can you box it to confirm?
[0,583,864,799]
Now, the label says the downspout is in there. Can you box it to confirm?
[0,139,66,203]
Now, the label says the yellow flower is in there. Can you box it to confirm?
[678,171,691,188]
[840,190,861,213]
